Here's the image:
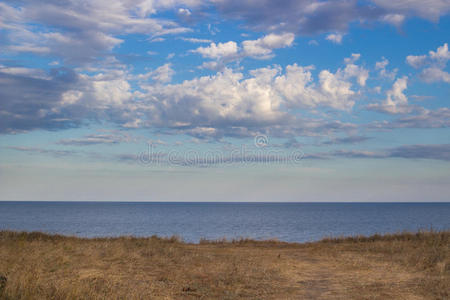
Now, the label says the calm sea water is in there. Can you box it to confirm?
[0,202,449,243]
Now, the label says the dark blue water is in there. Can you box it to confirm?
[0,202,448,243]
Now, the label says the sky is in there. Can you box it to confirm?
[0,0,449,202]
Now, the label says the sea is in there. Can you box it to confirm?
[0,202,449,243]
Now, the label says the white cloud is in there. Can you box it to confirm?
[421,67,450,83]
[0,60,364,136]
[50,60,363,138]
[150,63,175,83]
[344,54,360,64]
[54,70,134,111]
[406,43,450,83]
[375,57,397,80]
[139,67,286,130]
[380,14,405,26]
[368,76,411,114]
[136,62,364,135]
[242,33,295,58]
[134,63,175,83]
[274,64,318,108]
[387,76,408,106]
[406,55,428,69]
[325,33,343,44]
[407,44,449,68]
[86,73,132,106]
[429,43,450,62]
[318,70,356,109]
[181,37,213,43]
[177,8,192,17]
[192,41,239,60]
[192,33,295,68]
[341,55,369,86]
[199,61,226,71]
[1,0,448,141]
[375,57,389,70]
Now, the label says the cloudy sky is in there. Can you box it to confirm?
[0,0,449,201]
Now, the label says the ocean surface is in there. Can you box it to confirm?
[0,202,449,243]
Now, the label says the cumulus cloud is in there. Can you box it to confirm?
[274,56,368,112]
[407,43,450,68]
[429,43,450,61]
[139,67,287,131]
[241,33,295,58]
[1,0,448,169]
[406,55,428,69]
[133,62,366,138]
[341,54,369,86]
[133,64,175,83]
[421,67,450,83]
[344,53,360,64]
[193,41,239,60]
[326,33,343,44]
[149,64,175,83]
[406,43,450,83]
[367,76,412,114]
[192,33,295,67]
[1,52,370,137]
[375,57,397,80]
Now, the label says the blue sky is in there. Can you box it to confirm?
[0,0,449,201]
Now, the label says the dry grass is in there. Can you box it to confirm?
[0,230,448,299]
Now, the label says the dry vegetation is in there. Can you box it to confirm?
[0,230,448,299]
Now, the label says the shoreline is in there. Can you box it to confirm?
[0,228,448,244]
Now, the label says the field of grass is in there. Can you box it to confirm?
[0,230,448,299]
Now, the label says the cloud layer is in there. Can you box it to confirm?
[0,0,449,170]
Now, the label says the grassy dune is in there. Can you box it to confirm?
[0,230,448,299]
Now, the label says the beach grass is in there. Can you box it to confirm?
[0,230,448,299]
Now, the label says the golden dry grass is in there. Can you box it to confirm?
[0,230,448,299]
